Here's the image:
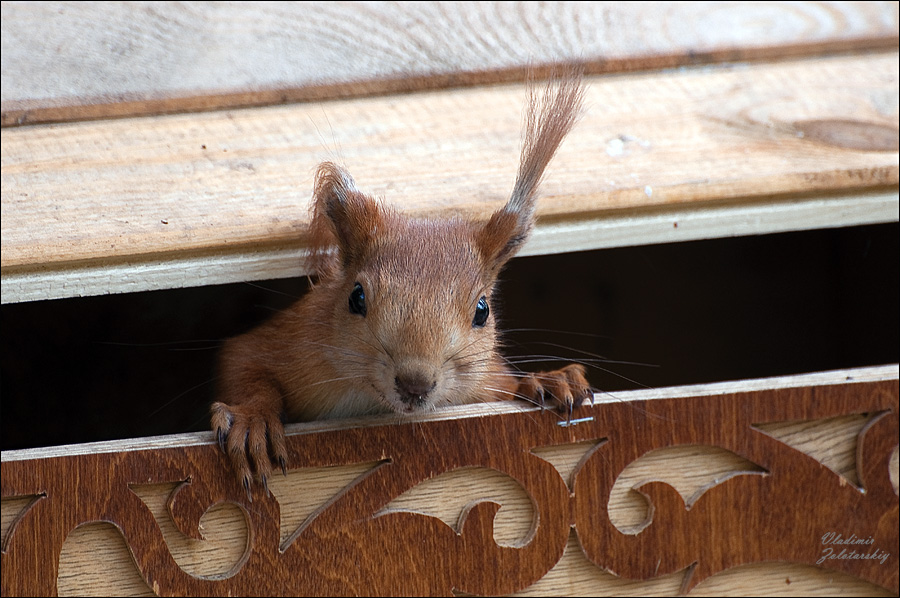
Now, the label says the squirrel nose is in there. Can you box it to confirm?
[395,374,436,407]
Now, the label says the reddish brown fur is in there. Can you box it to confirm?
[212,69,591,489]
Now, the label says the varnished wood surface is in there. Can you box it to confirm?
[2,1,897,126]
[2,365,898,596]
[2,52,898,303]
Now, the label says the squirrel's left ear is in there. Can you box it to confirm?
[476,68,585,275]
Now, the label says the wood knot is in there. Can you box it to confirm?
[792,119,899,152]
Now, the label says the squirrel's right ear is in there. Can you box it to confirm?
[309,162,381,273]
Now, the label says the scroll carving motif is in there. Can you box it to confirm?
[2,375,897,596]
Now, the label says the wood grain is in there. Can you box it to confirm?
[2,1,897,126]
[2,365,898,596]
[2,52,898,303]
[51,528,896,597]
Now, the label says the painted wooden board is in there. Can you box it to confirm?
[2,52,898,303]
[2,1,897,126]
[2,365,898,596]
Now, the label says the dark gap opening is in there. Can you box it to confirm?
[2,223,897,450]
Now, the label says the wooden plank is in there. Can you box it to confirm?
[2,1,897,126]
[2,189,895,305]
[2,52,898,303]
[2,365,898,596]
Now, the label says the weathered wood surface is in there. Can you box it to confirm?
[2,366,898,596]
[2,1,897,126]
[3,52,898,303]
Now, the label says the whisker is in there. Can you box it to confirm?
[452,357,670,422]
[501,327,614,340]
[241,280,306,300]
[444,335,494,368]
[480,386,569,421]
[362,319,396,362]
[306,374,369,387]
[500,353,655,391]
[504,355,652,369]
[147,376,218,419]
[291,338,383,363]
[94,339,225,350]
[520,341,659,368]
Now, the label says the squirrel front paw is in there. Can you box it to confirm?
[516,363,593,417]
[210,401,287,498]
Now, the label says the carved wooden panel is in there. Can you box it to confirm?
[2,367,898,596]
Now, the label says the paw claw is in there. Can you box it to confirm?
[211,401,287,495]
[516,364,592,416]
[243,475,253,502]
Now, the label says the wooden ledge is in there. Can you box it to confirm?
[4,364,897,462]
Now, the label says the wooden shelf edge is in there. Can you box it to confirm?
[4,363,896,463]
[3,189,896,305]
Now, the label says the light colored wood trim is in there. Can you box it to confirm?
[2,53,898,303]
[2,1,897,126]
[527,190,899,256]
[3,189,895,304]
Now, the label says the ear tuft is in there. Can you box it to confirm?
[477,67,585,274]
[308,162,381,277]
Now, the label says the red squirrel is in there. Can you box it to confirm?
[212,70,591,489]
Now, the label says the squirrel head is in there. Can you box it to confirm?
[303,71,584,415]
[305,162,523,414]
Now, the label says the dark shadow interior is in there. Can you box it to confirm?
[2,222,897,450]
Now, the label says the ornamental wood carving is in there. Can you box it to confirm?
[2,371,898,596]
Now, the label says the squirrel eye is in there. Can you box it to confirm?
[472,295,489,328]
[349,282,367,317]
